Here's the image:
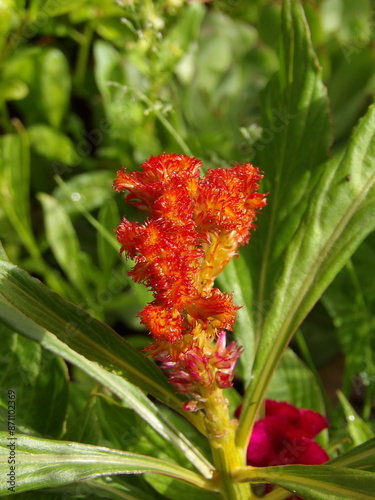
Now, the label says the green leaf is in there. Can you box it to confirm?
[0,433,215,496]
[0,260,211,476]
[31,0,89,18]
[267,347,328,448]
[93,40,123,123]
[328,46,374,142]
[53,175,152,309]
[328,437,375,470]
[145,474,220,500]
[37,193,91,297]
[217,256,255,384]
[267,348,326,415]
[0,78,28,101]
[97,199,120,277]
[28,125,78,165]
[0,132,39,258]
[236,0,331,446]
[252,0,332,341]
[0,0,14,40]
[12,478,159,500]
[237,101,375,451]
[233,465,375,500]
[337,391,374,446]
[53,170,116,216]
[0,325,69,438]
[62,393,102,446]
[38,48,71,128]
[322,238,375,396]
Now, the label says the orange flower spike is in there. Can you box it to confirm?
[114,153,267,414]
[114,154,266,350]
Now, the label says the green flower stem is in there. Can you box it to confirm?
[204,387,251,500]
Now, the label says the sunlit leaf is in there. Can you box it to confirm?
[238,100,375,450]
[234,464,375,500]
[0,433,215,496]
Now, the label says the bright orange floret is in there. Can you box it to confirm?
[114,153,202,212]
[195,163,266,245]
[140,304,183,342]
[185,289,239,331]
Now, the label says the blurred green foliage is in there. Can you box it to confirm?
[0,0,374,444]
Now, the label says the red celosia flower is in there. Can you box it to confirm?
[114,153,266,409]
[237,400,329,499]
[114,153,266,344]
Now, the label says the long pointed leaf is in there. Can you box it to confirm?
[237,102,375,450]
[251,0,332,341]
[0,433,216,497]
[234,465,375,500]
[328,437,375,470]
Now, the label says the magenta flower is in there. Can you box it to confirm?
[246,400,329,467]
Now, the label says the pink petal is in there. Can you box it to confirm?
[299,408,329,438]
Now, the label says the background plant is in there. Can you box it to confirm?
[0,0,374,499]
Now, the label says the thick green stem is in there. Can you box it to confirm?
[204,388,252,500]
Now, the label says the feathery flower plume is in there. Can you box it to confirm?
[114,153,266,414]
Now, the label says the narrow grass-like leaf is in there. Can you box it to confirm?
[0,433,216,497]
[337,391,374,446]
[233,465,375,500]
[328,437,375,470]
